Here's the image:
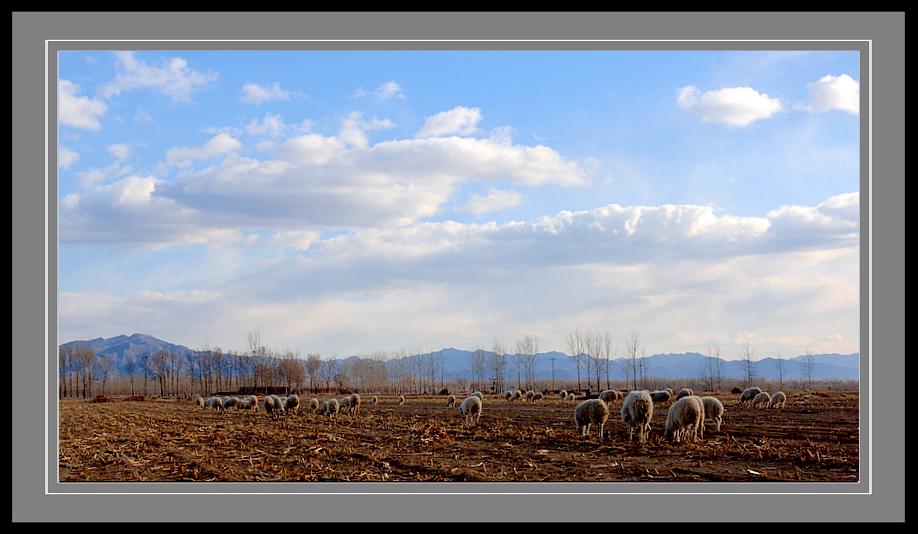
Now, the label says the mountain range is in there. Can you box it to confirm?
[60,333,860,382]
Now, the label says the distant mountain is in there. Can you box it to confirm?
[60,334,859,382]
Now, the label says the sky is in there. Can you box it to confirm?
[57,50,861,360]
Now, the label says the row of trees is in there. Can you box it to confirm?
[58,329,825,399]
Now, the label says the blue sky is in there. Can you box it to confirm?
[58,50,860,359]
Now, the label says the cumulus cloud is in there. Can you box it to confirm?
[58,146,80,170]
[464,188,523,215]
[107,143,132,160]
[240,82,302,105]
[101,51,218,102]
[803,74,859,114]
[338,111,395,149]
[76,161,132,188]
[677,85,782,127]
[416,106,482,137]
[59,80,107,130]
[165,133,242,166]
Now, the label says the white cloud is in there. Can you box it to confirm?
[240,82,302,105]
[107,143,132,160]
[354,81,407,101]
[166,133,243,166]
[464,188,523,215]
[134,109,154,123]
[101,51,218,102]
[58,146,80,170]
[76,161,132,188]
[677,85,782,127]
[375,81,406,100]
[338,112,395,149]
[59,80,107,131]
[804,74,859,114]
[416,106,483,138]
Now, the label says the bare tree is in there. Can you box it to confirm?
[277,352,305,394]
[97,355,112,396]
[740,340,756,386]
[138,353,150,395]
[470,347,486,392]
[489,339,507,393]
[775,354,786,389]
[623,330,640,390]
[73,346,96,398]
[516,335,539,390]
[710,343,723,391]
[306,354,322,392]
[638,349,649,389]
[152,350,169,396]
[801,349,815,390]
[602,332,614,390]
[567,329,585,390]
[58,347,70,398]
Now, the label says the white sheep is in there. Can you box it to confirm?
[701,396,725,433]
[650,390,672,405]
[235,396,252,411]
[559,390,568,400]
[284,394,300,414]
[739,387,763,406]
[269,394,286,416]
[621,390,653,443]
[574,399,610,440]
[568,391,579,402]
[675,388,694,400]
[320,398,340,422]
[665,395,705,443]
[525,390,535,401]
[447,395,457,408]
[752,391,771,409]
[308,397,320,414]
[350,393,362,416]
[504,391,513,401]
[599,389,620,404]
[397,395,406,406]
[768,391,787,409]
[532,392,544,401]
[471,391,484,400]
[247,395,259,412]
[372,395,379,408]
[664,388,674,397]
[204,396,224,412]
[194,396,205,409]
[458,395,482,427]
[222,396,240,410]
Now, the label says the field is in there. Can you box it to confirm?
[58,390,859,482]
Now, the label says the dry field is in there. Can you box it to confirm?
[58,390,859,482]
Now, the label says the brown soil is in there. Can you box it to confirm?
[58,390,859,482]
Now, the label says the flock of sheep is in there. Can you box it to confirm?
[193,385,786,444]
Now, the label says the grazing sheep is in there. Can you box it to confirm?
[768,391,787,409]
[308,398,320,414]
[574,399,610,440]
[397,395,406,406]
[621,390,654,443]
[664,388,674,397]
[471,391,484,400]
[222,396,240,410]
[458,395,483,427]
[531,392,544,401]
[504,391,513,401]
[675,388,694,400]
[447,395,457,408]
[665,395,705,443]
[559,390,568,400]
[372,395,379,408]
[599,389,621,404]
[650,390,672,405]
[739,387,763,406]
[568,392,579,402]
[700,396,725,433]
[730,387,743,394]
[204,396,224,412]
[339,395,353,415]
[752,391,771,409]
[321,398,340,422]
[194,396,205,409]
[235,396,252,411]
[247,395,259,412]
[284,394,300,414]
[269,394,286,416]
[525,390,535,402]
[350,393,362,416]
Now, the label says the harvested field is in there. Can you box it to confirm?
[58,390,859,482]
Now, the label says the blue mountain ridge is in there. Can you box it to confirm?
[60,334,860,381]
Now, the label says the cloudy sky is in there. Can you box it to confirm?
[57,50,860,359]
